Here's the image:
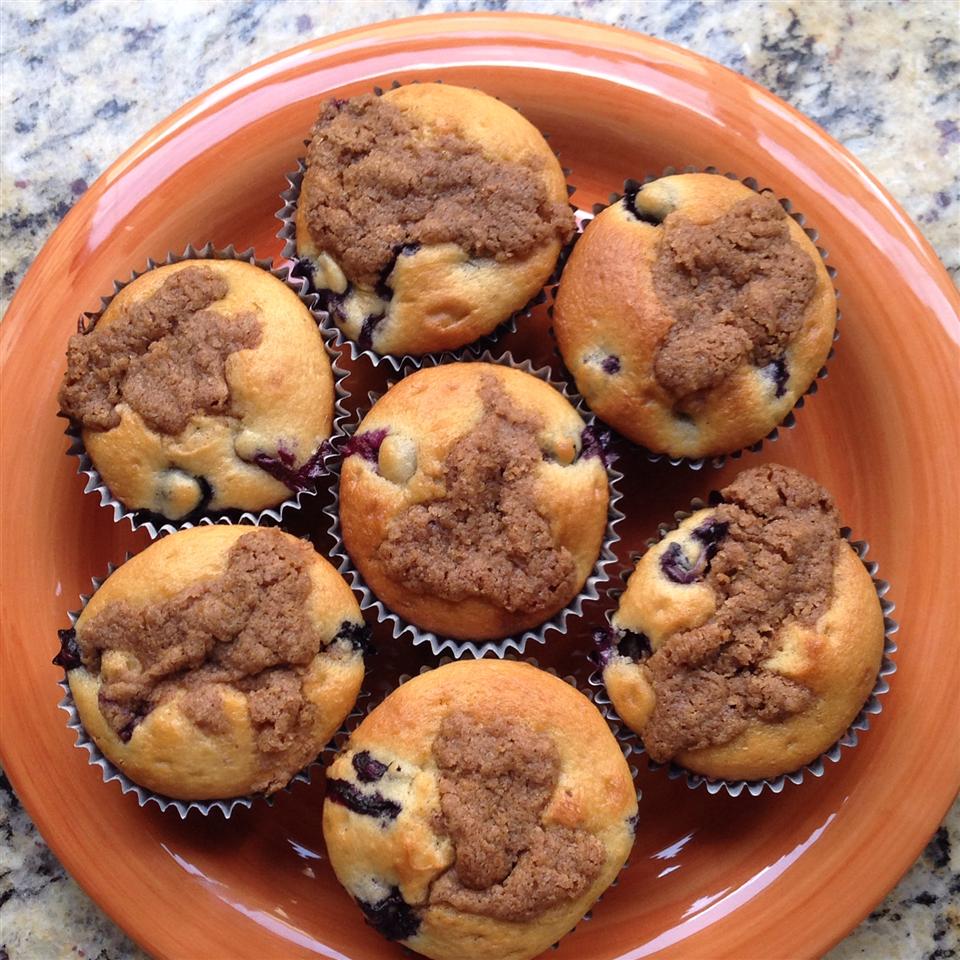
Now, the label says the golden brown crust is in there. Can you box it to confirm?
[67,526,364,800]
[322,660,637,960]
[296,83,573,356]
[338,364,609,639]
[75,260,334,520]
[553,174,836,458]
[604,487,884,781]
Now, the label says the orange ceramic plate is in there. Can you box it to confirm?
[2,13,958,960]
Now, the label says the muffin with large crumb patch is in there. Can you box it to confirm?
[54,525,367,801]
[58,258,336,523]
[554,174,836,459]
[323,659,637,960]
[337,362,610,642]
[601,463,884,783]
[294,83,575,356]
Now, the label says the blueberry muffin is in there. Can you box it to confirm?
[601,464,884,782]
[295,83,575,356]
[337,362,610,641]
[554,174,836,459]
[323,659,637,960]
[54,525,367,801]
[58,259,335,522]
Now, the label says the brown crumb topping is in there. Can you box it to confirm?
[641,464,839,762]
[428,712,604,921]
[301,94,575,288]
[76,529,325,793]
[376,376,577,614]
[58,265,261,435]
[652,194,817,399]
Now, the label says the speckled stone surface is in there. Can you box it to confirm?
[1,1,957,958]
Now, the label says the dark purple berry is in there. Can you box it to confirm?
[357,888,420,941]
[601,354,621,374]
[343,428,388,463]
[253,441,329,493]
[332,620,372,654]
[358,313,386,351]
[579,425,615,467]
[593,626,617,667]
[326,779,401,820]
[763,358,789,398]
[659,541,708,584]
[316,286,349,325]
[692,518,728,546]
[623,184,663,226]
[353,751,389,783]
[53,628,82,671]
[618,630,652,661]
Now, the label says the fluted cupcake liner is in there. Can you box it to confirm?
[588,497,898,798]
[61,242,352,539]
[54,552,371,818]
[320,654,638,939]
[550,165,840,472]
[323,349,625,659]
[275,79,576,370]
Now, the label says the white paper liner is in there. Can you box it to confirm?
[588,497,898,797]
[323,350,625,659]
[320,655,638,945]
[55,553,371,818]
[551,166,840,471]
[61,242,352,538]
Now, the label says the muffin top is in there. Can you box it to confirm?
[337,363,609,641]
[296,83,575,356]
[322,659,637,960]
[602,464,884,781]
[553,174,837,458]
[58,260,335,521]
[56,525,366,800]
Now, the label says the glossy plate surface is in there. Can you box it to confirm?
[2,13,958,960]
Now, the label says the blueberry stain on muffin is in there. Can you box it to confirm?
[352,751,389,783]
[763,357,790,398]
[332,619,372,653]
[327,778,401,820]
[253,442,329,492]
[601,354,621,374]
[53,627,82,671]
[343,428,389,464]
[376,376,577,616]
[579,424,613,466]
[658,519,727,585]
[357,887,421,941]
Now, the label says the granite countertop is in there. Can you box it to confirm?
[1,1,957,958]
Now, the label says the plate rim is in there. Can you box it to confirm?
[2,11,958,960]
